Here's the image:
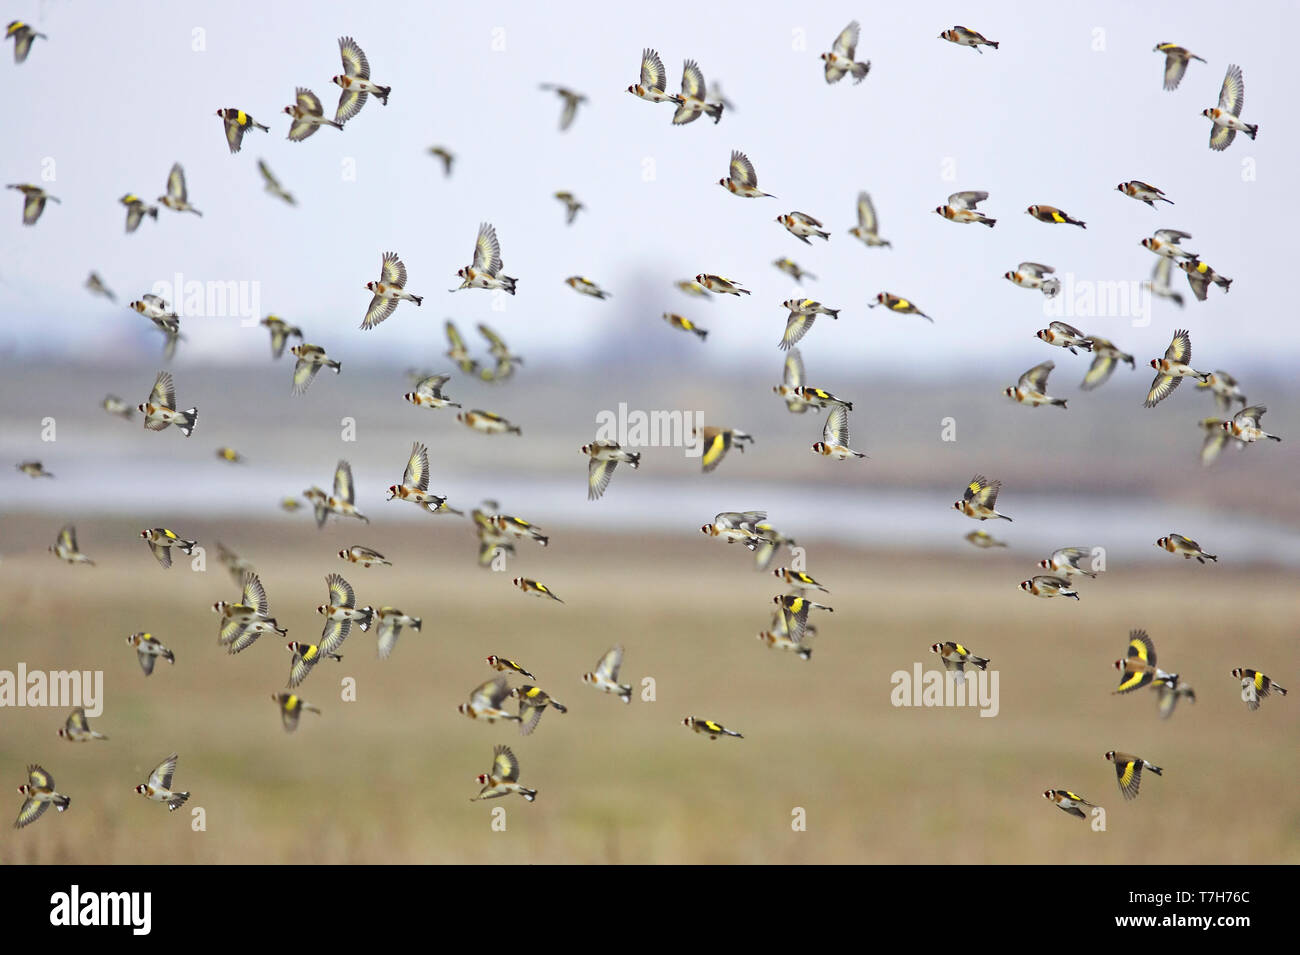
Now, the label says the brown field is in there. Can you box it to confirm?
[1,515,1296,864]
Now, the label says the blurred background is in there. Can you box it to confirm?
[1,1,1296,863]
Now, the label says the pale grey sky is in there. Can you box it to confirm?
[1,0,1294,379]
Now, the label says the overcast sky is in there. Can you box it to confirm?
[1,0,1293,378]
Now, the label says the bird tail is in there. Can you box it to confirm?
[411,294,424,306]
[377,85,392,105]
[694,328,708,340]
[178,408,198,437]
[503,275,518,295]
[328,652,344,662]
[327,120,344,130]
[988,41,1000,49]
[981,218,996,228]
[522,788,537,802]
[618,685,632,704]
[707,102,723,124]
[971,656,990,670]
[167,792,190,811]
[1053,398,1068,408]
[1204,553,1218,562]
[147,207,159,220]
[54,794,71,811]
[1247,124,1258,140]
[255,122,270,132]
[850,61,870,82]
[797,647,812,660]
[827,308,841,320]
[1042,278,1061,298]
[1146,765,1163,776]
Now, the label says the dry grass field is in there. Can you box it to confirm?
[1,515,1296,864]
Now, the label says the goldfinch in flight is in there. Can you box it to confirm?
[158,162,201,216]
[14,765,69,830]
[847,191,891,248]
[1231,668,1287,712]
[316,574,373,653]
[428,145,454,176]
[59,708,108,742]
[696,426,754,473]
[488,655,536,680]
[271,693,321,733]
[756,608,814,660]
[1003,262,1059,298]
[1153,43,1205,90]
[284,87,343,141]
[774,594,832,644]
[779,298,839,350]
[289,343,342,395]
[821,20,871,83]
[930,641,990,684]
[332,37,390,125]
[6,183,58,225]
[477,323,524,382]
[627,48,680,105]
[5,20,45,63]
[1196,370,1246,412]
[719,150,775,198]
[1116,180,1174,208]
[554,190,584,224]
[870,291,932,322]
[510,685,568,736]
[539,83,586,130]
[664,312,708,340]
[934,191,995,227]
[1113,629,1178,695]
[583,645,632,703]
[811,404,867,459]
[387,441,454,515]
[214,540,255,584]
[50,524,93,566]
[285,640,343,688]
[1035,321,1092,354]
[1198,417,1235,467]
[1203,64,1257,150]
[676,278,712,298]
[566,276,611,299]
[671,60,724,125]
[1004,360,1067,408]
[134,753,190,811]
[405,373,460,411]
[216,108,269,153]
[260,315,303,359]
[1105,751,1161,801]
[16,460,52,478]
[1222,405,1282,444]
[458,676,521,723]
[473,745,536,801]
[454,222,517,294]
[938,26,998,52]
[139,528,196,569]
[1155,533,1216,563]
[119,194,158,233]
[1145,329,1209,408]
[373,607,421,660]
[1080,336,1136,391]
[1144,257,1183,311]
[773,257,817,283]
[1042,790,1095,820]
[458,409,522,435]
[323,460,369,525]
[1156,678,1196,720]
[215,447,244,465]
[1177,258,1232,301]
[695,273,749,295]
[683,717,743,740]
[258,159,295,205]
[965,530,1007,549]
[1141,228,1196,261]
[1026,204,1086,228]
[213,571,286,653]
[582,439,641,501]
[513,577,563,603]
[701,510,771,548]
[126,632,175,675]
[773,568,829,593]
[1019,575,1079,600]
[339,545,390,568]
[1038,547,1099,578]
[776,211,830,244]
[774,348,810,413]
[87,272,118,303]
[954,474,1012,522]
[362,252,423,329]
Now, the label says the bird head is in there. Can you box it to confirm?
[475,772,491,785]
[282,106,294,116]
[1140,237,1155,251]
[1018,579,1033,592]
[811,441,825,454]
[1149,358,1161,370]
[1200,108,1213,119]
[932,206,944,216]
[681,717,694,728]
[134,784,148,795]
[953,501,964,512]
[386,485,399,500]
[929,643,943,655]
[365,281,378,292]
[1037,558,1052,570]
[1155,537,1168,549]
[331,74,344,87]
[315,604,328,615]
[1104,751,1117,763]
[214,109,224,118]
[1003,386,1017,399]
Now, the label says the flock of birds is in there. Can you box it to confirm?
[6,18,1289,833]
